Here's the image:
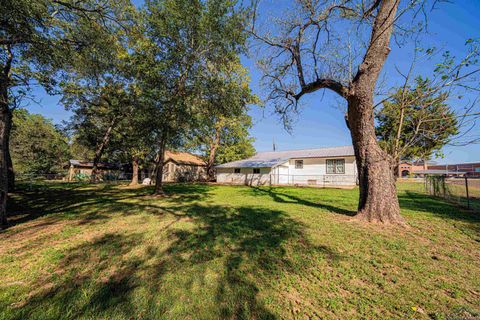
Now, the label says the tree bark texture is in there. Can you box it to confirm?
[0,44,13,227]
[207,126,221,181]
[348,96,403,223]
[130,156,139,185]
[0,106,10,228]
[347,0,403,223]
[393,161,400,178]
[154,136,167,195]
[7,130,14,192]
[90,116,117,182]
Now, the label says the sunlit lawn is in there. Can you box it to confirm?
[1,182,479,319]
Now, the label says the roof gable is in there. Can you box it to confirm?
[165,151,206,166]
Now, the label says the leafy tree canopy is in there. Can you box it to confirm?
[376,77,459,163]
[11,109,70,175]
[215,114,256,164]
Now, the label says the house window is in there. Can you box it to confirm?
[234,168,241,173]
[326,159,345,174]
[253,168,260,174]
[295,160,304,169]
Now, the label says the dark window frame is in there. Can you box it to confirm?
[234,168,241,173]
[253,168,260,174]
[326,159,345,174]
[295,160,304,169]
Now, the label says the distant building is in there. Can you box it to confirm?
[215,146,357,187]
[162,151,207,182]
[66,151,206,183]
[65,160,122,181]
[398,160,430,177]
[399,160,480,177]
[427,162,480,177]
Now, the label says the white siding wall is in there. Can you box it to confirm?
[285,156,356,185]
[217,156,357,186]
[287,156,355,175]
[271,163,290,184]
[216,167,272,186]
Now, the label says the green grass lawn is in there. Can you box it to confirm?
[1,182,479,319]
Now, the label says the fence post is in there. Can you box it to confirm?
[443,176,446,199]
[465,176,470,209]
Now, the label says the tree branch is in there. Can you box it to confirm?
[362,0,382,18]
[294,78,349,100]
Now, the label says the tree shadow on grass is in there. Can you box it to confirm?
[398,190,480,235]
[4,232,147,320]
[5,182,211,229]
[249,186,356,216]
[399,190,480,221]
[4,199,340,319]
[148,203,340,319]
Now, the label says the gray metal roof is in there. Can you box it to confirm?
[216,146,355,168]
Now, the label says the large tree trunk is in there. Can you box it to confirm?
[153,136,167,195]
[206,127,221,181]
[129,156,139,185]
[7,133,14,191]
[91,116,116,182]
[5,108,13,191]
[346,0,404,224]
[0,45,12,228]
[0,105,11,228]
[348,96,403,224]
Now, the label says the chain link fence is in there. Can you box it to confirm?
[423,176,480,211]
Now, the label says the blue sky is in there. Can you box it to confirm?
[26,0,480,164]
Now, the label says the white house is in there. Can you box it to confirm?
[215,145,357,187]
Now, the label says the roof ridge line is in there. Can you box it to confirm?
[255,145,352,154]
